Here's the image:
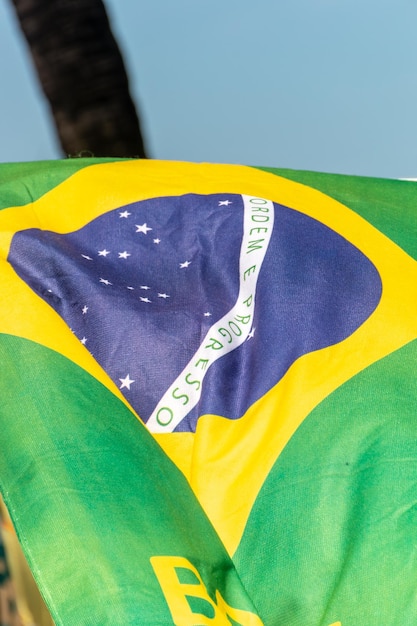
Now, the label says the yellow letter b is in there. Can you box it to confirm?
[150,556,263,626]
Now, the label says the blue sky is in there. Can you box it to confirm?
[0,0,416,177]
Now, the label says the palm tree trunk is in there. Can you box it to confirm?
[10,0,147,158]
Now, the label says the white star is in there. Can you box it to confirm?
[180,261,191,268]
[119,374,135,390]
[218,200,232,206]
[99,278,112,285]
[204,312,212,317]
[119,210,131,218]
[118,251,131,259]
[140,285,150,290]
[98,249,110,257]
[127,286,134,290]
[158,293,170,299]
[47,289,53,293]
[247,327,256,340]
[140,297,151,303]
[81,254,93,261]
[136,223,152,234]
[153,238,161,244]
[82,305,88,314]
[80,337,87,345]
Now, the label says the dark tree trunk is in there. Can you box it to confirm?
[10,0,147,158]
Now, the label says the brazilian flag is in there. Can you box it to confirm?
[1,159,417,625]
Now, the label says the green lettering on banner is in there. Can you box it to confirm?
[228,321,242,337]
[246,239,265,254]
[205,338,223,350]
[219,328,232,344]
[251,215,269,223]
[244,266,256,280]
[156,407,174,426]
[195,358,209,370]
[185,373,201,390]
[249,198,268,206]
[172,388,189,405]
[249,227,268,235]
[235,314,251,325]
[146,194,274,433]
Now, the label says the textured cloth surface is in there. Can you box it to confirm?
[1,159,417,625]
